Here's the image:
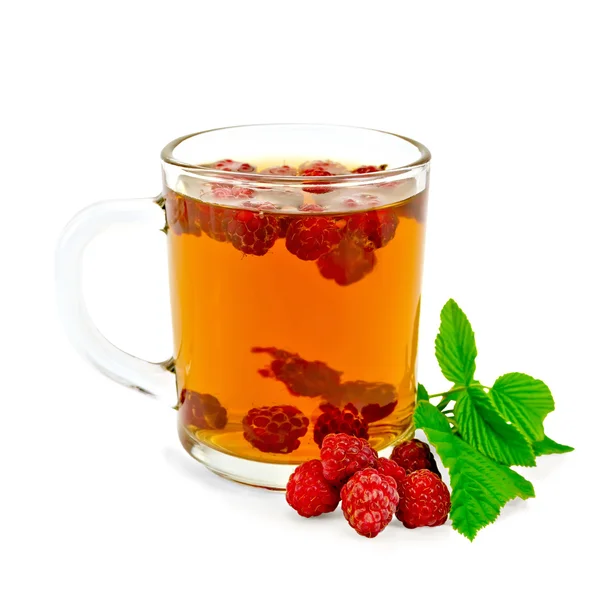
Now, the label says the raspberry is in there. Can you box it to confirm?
[341,468,399,538]
[242,405,309,454]
[179,389,228,430]
[286,460,340,517]
[317,239,377,286]
[206,159,256,173]
[376,457,406,488]
[260,165,297,176]
[390,439,441,476]
[352,164,387,174]
[320,433,377,485]
[323,381,398,424]
[225,210,279,256]
[252,347,342,397]
[210,184,255,200]
[285,216,344,261]
[313,404,368,448]
[300,168,333,195]
[299,160,350,175]
[346,208,398,251]
[395,469,451,528]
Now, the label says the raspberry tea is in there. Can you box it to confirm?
[162,127,430,488]
[57,124,431,490]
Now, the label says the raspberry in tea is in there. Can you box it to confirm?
[167,157,427,465]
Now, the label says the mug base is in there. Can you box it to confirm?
[178,422,415,490]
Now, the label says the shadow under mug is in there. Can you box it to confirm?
[56,124,431,489]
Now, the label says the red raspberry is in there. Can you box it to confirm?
[299,160,350,175]
[323,381,398,424]
[396,469,451,528]
[285,216,344,261]
[341,468,399,538]
[210,184,256,200]
[179,389,228,430]
[206,159,256,173]
[252,347,342,397]
[241,199,278,211]
[286,460,340,517]
[390,439,441,477]
[300,168,333,195]
[242,405,309,454]
[313,404,368,448]
[225,210,279,256]
[317,239,377,286]
[376,457,406,489]
[352,164,387,174]
[346,208,399,251]
[320,433,377,485]
[260,165,297,176]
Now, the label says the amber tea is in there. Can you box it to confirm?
[166,158,427,467]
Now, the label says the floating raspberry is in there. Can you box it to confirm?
[376,457,406,489]
[225,210,279,256]
[285,216,344,261]
[205,159,256,173]
[352,164,387,174]
[179,389,227,430]
[390,439,441,476]
[299,160,350,175]
[210,184,255,200]
[323,381,398,424]
[320,433,377,485]
[341,468,399,538]
[300,168,333,195]
[346,208,398,251]
[317,239,377,286]
[396,469,451,529]
[252,347,342,397]
[242,405,309,454]
[286,460,340,517]
[313,404,368,448]
[260,165,297,176]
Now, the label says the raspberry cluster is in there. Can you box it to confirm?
[164,157,425,286]
[286,434,451,538]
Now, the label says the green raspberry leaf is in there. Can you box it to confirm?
[489,373,555,443]
[533,435,574,456]
[435,299,477,385]
[454,387,536,466]
[414,401,535,541]
[417,383,430,402]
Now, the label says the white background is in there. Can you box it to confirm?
[1,1,599,598]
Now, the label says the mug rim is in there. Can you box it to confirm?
[160,123,431,185]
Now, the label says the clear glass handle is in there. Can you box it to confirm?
[56,197,175,399]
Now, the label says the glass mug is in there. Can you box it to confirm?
[56,124,431,489]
